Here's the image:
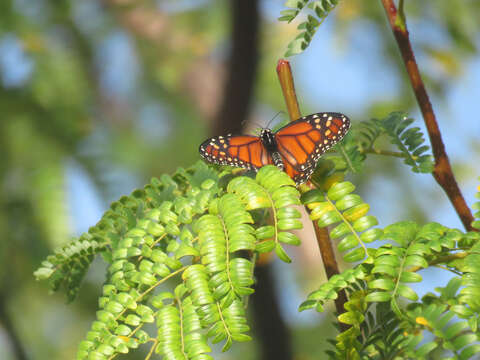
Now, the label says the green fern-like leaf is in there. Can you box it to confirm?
[366,222,427,313]
[280,0,340,56]
[228,165,302,263]
[38,156,479,359]
[36,163,300,358]
[381,112,434,173]
[35,162,219,303]
[77,216,187,359]
[156,285,213,359]
[34,236,106,302]
[407,303,480,359]
[321,279,418,360]
[337,289,367,326]
[328,326,362,360]
[365,222,468,318]
[182,265,251,352]
[422,277,480,335]
[74,166,223,359]
[358,302,419,359]
[329,132,365,174]
[278,0,309,22]
[459,242,480,314]
[327,301,420,359]
[194,193,255,308]
[299,266,366,312]
[356,118,384,151]
[472,180,480,230]
[302,180,383,262]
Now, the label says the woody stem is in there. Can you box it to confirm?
[276,59,348,323]
[379,0,475,231]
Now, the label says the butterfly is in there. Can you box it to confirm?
[199,112,350,185]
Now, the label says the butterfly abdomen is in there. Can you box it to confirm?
[260,129,284,169]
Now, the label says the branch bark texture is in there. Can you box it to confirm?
[380,0,475,231]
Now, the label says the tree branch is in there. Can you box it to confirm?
[276,59,301,121]
[379,0,475,231]
[276,59,348,320]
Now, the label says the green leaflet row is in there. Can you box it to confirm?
[36,163,307,359]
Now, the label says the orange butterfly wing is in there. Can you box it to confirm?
[199,112,350,184]
[199,134,272,170]
[275,112,350,184]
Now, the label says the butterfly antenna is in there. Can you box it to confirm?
[241,117,265,135]
[241,117,263,129]
[266,111,286,128]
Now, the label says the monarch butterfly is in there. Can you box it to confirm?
[199,112,350,184]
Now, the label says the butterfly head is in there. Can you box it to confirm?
[260,128,277,151]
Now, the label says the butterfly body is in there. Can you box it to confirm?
[199,112,350,185]
[260,129,284,169]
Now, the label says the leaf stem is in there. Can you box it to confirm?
[409,251,468,273]
[106,268,186,359]
[379,0,475,231]
[145,339,158,360]
[216,302,232,344]
[114,266,187,322]
[137,233,167,263]
[323,193,368,257]
[433,264,462,276]
[176,295,188,358]
[219,214,235,296]
[390,243,413,319]
[337,143,358,173]
[362,148,407,158]
[108,311,160,360]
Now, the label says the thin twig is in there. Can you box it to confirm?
[408,251,468,273]
[362,148,407,158]
[276,59,301,121]
[379,0,475,231]
[433,264,462,276]
[276,59,348,321]
[145,339,158,360]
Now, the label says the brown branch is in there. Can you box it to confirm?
[312,216,349,317]
[276,59,348,320]
[379,0,475,232]
[276,59,301,121]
